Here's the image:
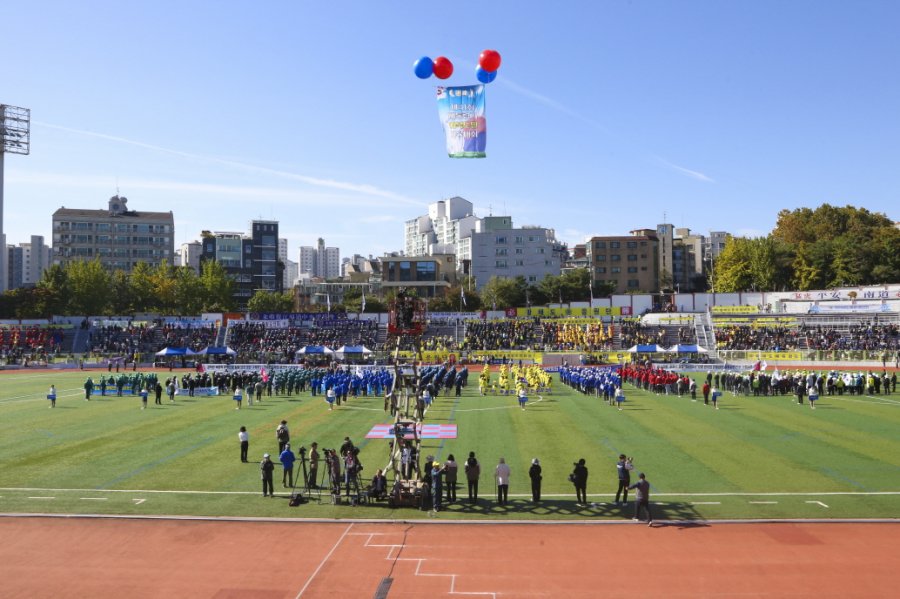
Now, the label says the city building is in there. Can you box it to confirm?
[284,259,298,290]
[52,195,174,271]
[380,253,458,298]
[404,196,478,260]
[200,220,281,309]
[586,230,660,294]
[469,216,566,290]
[179,241,202,273]
[6,235,51,289]
[298,237,340,279]
[278,238,296,290]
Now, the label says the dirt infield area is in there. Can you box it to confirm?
[2,516,896,598]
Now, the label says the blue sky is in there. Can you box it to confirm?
[3,0,898,262]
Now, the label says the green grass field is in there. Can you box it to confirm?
[0,368,898,521]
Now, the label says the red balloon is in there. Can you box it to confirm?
[479,49,502,73]
[433,56,454,80]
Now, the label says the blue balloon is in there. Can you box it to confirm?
[476,66,497,84]
[414,56,434,79]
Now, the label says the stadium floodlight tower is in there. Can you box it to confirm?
[0,104,31,293]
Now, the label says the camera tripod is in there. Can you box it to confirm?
[289,448,317,505]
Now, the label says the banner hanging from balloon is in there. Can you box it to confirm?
[436,84,486,158]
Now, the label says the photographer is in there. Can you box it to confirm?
[308,442,320,488]
[260,454,275,498]
[529,458,542,503]
[615,454,633,505]
[572,458,588,506]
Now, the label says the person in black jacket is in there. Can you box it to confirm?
[260,454,275,497]
[528,458,542,502]
[615,454,631,505]
[572,458,588,505]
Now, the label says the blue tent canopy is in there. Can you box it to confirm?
[336,345,372,354]
[155,347,197,356]
[627,344,666,353]
[296,346,334,355]
[670,344,708,353]
[201,346,236,355]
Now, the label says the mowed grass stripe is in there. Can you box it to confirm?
[613,388,800,493]
[623,386,900,493]
[718,394,900,471]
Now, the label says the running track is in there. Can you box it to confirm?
[1,516,896,597]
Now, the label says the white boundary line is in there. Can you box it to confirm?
[294,523,353,598]
[2,487,899,498]
[0,512,897,526]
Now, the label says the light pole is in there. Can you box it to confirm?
[0,104,31,293]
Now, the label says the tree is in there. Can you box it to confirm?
[247,290,293,313]
[426,284,481,312]
[481,276,527,310]
[152,260,179,315]
[198,260,234,312]
[109,270,133,315]
[712,236,792,292]
[66,259,111,315]
[174,267,204,315]
[773,204,900,288]
[129,261,156,313]
[34,263,69,316]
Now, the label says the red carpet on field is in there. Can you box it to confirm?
[365,423,457,439]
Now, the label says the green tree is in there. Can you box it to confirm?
[129,261,156,312]
[34,263,69,316]
[247,290,293,313]
[481,276,527,310]
[152,260,179,314]
[109,270,133,315]
[66,259,111,315]
[174,267,204,315]
[426,284,481,312]
[198,260,234,312]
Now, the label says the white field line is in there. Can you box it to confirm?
[0,388,83,405]
[749,501,778,504]
[806,500,830,508]
[294,523,353,598]
[2,487,899,498]
[828,395,900,407]
[691,501,721,505]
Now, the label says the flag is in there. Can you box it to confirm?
[361,289,366,313]
[460,287,467,308]
[326,293,331,312]
[589,279,594,303]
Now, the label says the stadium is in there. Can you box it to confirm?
[1,287,897,596]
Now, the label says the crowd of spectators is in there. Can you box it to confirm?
[304,319,378,349]
[461,319,541,351]
[804,323,900,351]
[89,324,156,356]
[714,325,803,351]
[158,324,219,352]
[227,323,304,363]
[0,326,66,363]
[226,319,380,363]
[619,321,666,348]
[538,321,616,351]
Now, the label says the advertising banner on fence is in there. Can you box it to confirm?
[175,387,220,396]
[758,351,803,361]
[437,84,486,158]
[514,306,630,318]
[712,305,760,314]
